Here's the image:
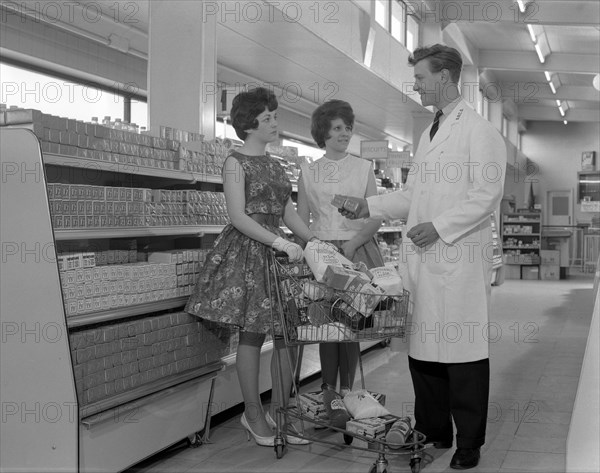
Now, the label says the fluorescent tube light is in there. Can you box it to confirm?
[527,24,537,43]
[534,43,545,63]
[516,0,527,13]
[549,81,556,94]
[544,71,551,82]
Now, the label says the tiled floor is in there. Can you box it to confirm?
[127,272,596,473]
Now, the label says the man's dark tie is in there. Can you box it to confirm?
[430,110,443,140]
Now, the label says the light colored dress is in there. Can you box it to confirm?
[299,154,384,268]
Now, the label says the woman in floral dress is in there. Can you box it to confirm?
[186,87,318,447]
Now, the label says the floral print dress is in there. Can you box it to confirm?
[185,151,292,335]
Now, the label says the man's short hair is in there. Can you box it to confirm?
[408,44,463,83]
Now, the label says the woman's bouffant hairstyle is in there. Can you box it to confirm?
[311,100,355,149]
[408,44,463,83]
[230,87,278,140]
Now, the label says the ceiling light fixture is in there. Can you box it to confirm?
[563,120,568,125]
[544,71,552,82]
[533,31,551,64]
[527,24,538,43]
[549,74,561,94]
[594,74,600,91]
[516,0,527,13]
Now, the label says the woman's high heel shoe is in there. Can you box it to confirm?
[265,412,311,445]
[240,412,275,447]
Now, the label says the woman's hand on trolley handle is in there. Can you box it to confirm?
[272,237,304,262]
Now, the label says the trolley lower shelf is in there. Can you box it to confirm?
[272,406,427,473]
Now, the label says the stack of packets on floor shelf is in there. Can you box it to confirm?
[297,389,413,448]
[292,240,405,341]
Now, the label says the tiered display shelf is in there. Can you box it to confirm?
[502,211,542,279]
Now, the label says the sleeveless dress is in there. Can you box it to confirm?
[185,151,291,335]
[299,154,384,268]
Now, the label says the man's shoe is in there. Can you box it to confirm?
[450,447,480,470]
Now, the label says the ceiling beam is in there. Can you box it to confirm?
[518,105,600,122]
[501,83,600,103]
[420,0,600,26]
[479,50,600,74]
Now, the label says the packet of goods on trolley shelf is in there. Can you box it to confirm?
[343,389,391,419]
[345,414,397,440]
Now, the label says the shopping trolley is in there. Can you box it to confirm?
[267,252,427,473]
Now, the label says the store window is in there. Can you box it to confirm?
[406,13,420,52]
[390,1,407,44]
[375,0,390,30]
[0,62,147,129]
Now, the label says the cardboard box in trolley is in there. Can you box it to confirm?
[322,264,370,290]
[345,414,397,440]
[339,278,385,317]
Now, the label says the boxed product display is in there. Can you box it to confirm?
[540,265,560,280]
[522,266,540,280]
[540,250,560,265]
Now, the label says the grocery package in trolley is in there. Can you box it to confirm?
[272,240,409,344]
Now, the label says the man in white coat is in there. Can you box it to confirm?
[339,44,506,470]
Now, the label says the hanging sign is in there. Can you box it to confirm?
[360,140,389,160]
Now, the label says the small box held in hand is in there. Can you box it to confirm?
[331,194,359,214]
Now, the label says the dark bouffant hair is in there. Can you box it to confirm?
[310,100,355,149]
[408,44,463,83]
[230,87,278,140]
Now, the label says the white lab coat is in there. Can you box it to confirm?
[368,100,506,363]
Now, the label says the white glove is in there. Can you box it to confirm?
[272,237,304,262]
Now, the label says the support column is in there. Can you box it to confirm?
[147,1,217,139]
[461,65,480,113]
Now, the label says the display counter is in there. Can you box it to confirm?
[566,254,600,472]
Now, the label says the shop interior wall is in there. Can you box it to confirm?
[522,121,600,225]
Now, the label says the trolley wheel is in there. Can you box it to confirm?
[410,457,422,473]
[186,432,202,448]
[367,463,387,473]
[343,433,354,445]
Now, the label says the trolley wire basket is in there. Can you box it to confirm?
[270,254,409,347]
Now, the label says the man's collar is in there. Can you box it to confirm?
[438,97,462,117]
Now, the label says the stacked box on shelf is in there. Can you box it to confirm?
[59,249,203,316]
[47,183,229,228]
[2,108,182,170]
[69,312,231,406]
